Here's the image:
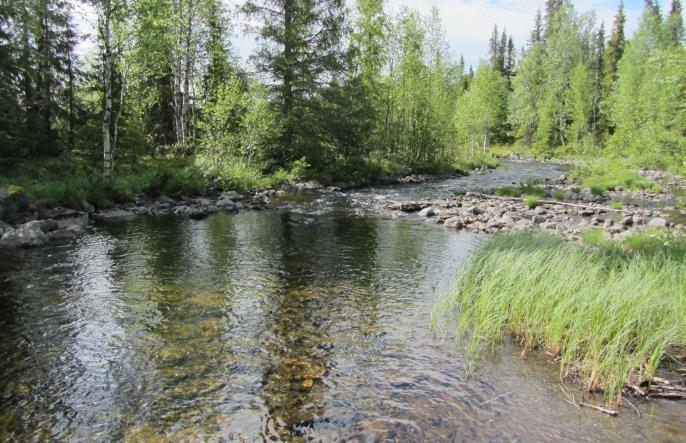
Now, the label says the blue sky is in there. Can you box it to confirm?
[74,1,683,69]
[380,0,679,68]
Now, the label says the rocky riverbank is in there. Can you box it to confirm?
[0,188,267,248]
[383,173,686,240]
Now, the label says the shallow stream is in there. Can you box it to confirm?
[0,162,684,441]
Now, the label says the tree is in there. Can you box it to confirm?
[530,8,543,46]
[603,1,625,93]
[243,0,346,167]
[455,64,508,154]
[544,0,564,38]
[665,0,684,45]
[91,0,130,177]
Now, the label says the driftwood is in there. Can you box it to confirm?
[464,192,633,214]
[580,402,619,416]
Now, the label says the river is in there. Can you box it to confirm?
[0,161,683,441]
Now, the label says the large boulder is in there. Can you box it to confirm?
[0,221,48,248]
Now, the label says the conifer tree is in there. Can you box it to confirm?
[603,1,626,92]
[530,8,543,46]
[243,0,345,166]
[666,0,684,45]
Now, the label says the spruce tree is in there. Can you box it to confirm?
[243,0,345,166]
[666,0,684,45]
[544,0,563,38]
[530,8,543,46]
[603,1,625,93]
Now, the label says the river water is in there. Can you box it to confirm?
[0,162,684,441]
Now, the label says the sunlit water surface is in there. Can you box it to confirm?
[0,162,684,441]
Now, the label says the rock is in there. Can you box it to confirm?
[93,209,137,222]
[0,221,48,248]
[418,207,435,217]
[188,208,209,220]
[173,206,192,215]
[295,180,323,191]
[487,218,506,230]
[591,217,604,226]
[220,191,245,201]
[216,197,239,212]
[332,181,353,190]
[532,215,547,224]
[195,198,212,207]
[0,186,31,224]
[513,219,535,230]
[0,220,10,237]
[580,209,595,216]
[540,222,557,231]
[444,217,463,229]
[620,215,634,226]
[466,206,483,215]
[647,217,668,228]
[156,195,176,207]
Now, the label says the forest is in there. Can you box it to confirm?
[0,0,684,207]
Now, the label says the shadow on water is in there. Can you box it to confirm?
[0,162,684,441]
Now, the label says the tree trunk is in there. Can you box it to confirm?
[102,2,113,178]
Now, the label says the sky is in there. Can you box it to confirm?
[228,0,680,69]
[75,1,683,69]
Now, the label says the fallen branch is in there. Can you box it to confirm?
[579,402,619,416]
[464,192,632,214]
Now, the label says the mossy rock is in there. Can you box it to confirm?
[0,186,31,222]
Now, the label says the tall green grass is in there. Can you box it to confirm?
[433,231,686,406]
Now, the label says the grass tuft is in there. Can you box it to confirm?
[433,231,686,406]
[552,190,566,201]
[524,195,540,208]
[495,179,545,198]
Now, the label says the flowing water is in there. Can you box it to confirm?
[0,162,684,441]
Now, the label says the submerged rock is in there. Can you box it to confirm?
[93,209,137,222]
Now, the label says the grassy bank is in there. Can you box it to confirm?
[0,154,499,210]
[433,230,686,406]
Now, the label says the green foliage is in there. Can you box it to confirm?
[552,190,566,200]
[433,231,686,406]
[455,64,509,154]
[572,158,659,193]
[610,200,624,209]
[495,179,545,197]
[523,195,540,208]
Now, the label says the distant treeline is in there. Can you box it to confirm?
[0,0,684,179]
